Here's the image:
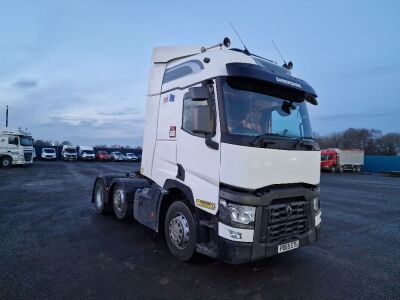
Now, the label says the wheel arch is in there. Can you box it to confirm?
[158,179,195,233]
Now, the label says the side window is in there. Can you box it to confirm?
[8,136,19,145]
[182,98,208,137]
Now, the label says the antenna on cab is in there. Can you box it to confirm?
[272,40,293,70]
[229,22,250,55]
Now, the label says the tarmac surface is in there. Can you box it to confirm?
[0,161,399,299]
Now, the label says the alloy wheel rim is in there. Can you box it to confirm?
[168,213,190,249]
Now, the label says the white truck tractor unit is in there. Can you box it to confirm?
[0,128,34,168]
[91,38,321,264]
[79,146,95,161]
[61,145,78,161]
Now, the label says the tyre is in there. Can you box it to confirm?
[357,166,361,173]
[112,184,131,219]
[330,166,336,173]
[338,166,344,174]
[164,201,196,261]
[352,166,357,173]
[0,156,12,168]
[93,179,108,214]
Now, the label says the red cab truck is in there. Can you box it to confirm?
[321,148,364,173]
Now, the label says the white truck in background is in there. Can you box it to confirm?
[79,146,95,161]
[61,145,78,161]
[0,127,34,168]
[91,38,321,264]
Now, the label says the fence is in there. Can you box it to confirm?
[363,155,400,173]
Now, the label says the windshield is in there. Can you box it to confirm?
[65,149,76,154]
[20,136,33,146]
[321,154,330,161]
[222,78,312,139]
[83,150,94,154]
[44,149,55,153]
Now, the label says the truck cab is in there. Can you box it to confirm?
[0,128,34,168]
[92,38,321,264]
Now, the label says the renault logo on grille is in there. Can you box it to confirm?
[286,205,293,217]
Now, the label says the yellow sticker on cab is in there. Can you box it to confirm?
[196,199,216,210]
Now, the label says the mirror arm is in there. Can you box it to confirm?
[205,135,219,150]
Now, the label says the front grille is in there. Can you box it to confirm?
[24,151,32,161]
[269,201,306,224]
[260,198,309,243]
[267,219,307,243]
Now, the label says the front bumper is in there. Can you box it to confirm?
[81,156,95,160]
[217,225,321,264]
[213,184,321,264]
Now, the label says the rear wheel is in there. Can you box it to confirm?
[338,166,344,174]
[165,201,196,261]
[0,156,12,168]
[352,166,357,173]
[357,166,361,173]
[112,184,131,219]
[94,179,108,214]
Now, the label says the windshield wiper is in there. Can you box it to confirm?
[250,133,287,147]
[293,137,320,150]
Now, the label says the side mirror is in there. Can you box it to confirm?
[188,87,209,101]
[191,106,214,134]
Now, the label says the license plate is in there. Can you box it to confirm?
[278,240,299,253]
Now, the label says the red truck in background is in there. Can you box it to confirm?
[321,148,364,173]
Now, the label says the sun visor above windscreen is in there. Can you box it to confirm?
[226,63,317,98]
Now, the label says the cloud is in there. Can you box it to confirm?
[314,109,400,121]
[12,79,38,89]
[97,107,141,116]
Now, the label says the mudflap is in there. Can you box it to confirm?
[134,184,167,231]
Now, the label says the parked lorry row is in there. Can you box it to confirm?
[91,37,322,264]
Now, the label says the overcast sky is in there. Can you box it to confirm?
[0,1,399,146]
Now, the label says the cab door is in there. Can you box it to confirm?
[176,81,221,215]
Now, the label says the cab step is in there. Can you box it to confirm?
[196,243,218,258]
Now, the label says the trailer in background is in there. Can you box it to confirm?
[321,148,364,173]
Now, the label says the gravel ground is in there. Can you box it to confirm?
[0,161,399,299]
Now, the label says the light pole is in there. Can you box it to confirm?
[5,105,8,127]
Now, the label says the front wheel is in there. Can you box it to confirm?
[330,166,336,173]
[0,157,12,168]
[165,201,196,261]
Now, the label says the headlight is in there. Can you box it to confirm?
[313,197,320,212]
[220,200,255,225]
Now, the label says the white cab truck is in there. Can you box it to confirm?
[61,145,78,161]
[91,38,321,264]
[0,128,34,168]
[79,146,95,161]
